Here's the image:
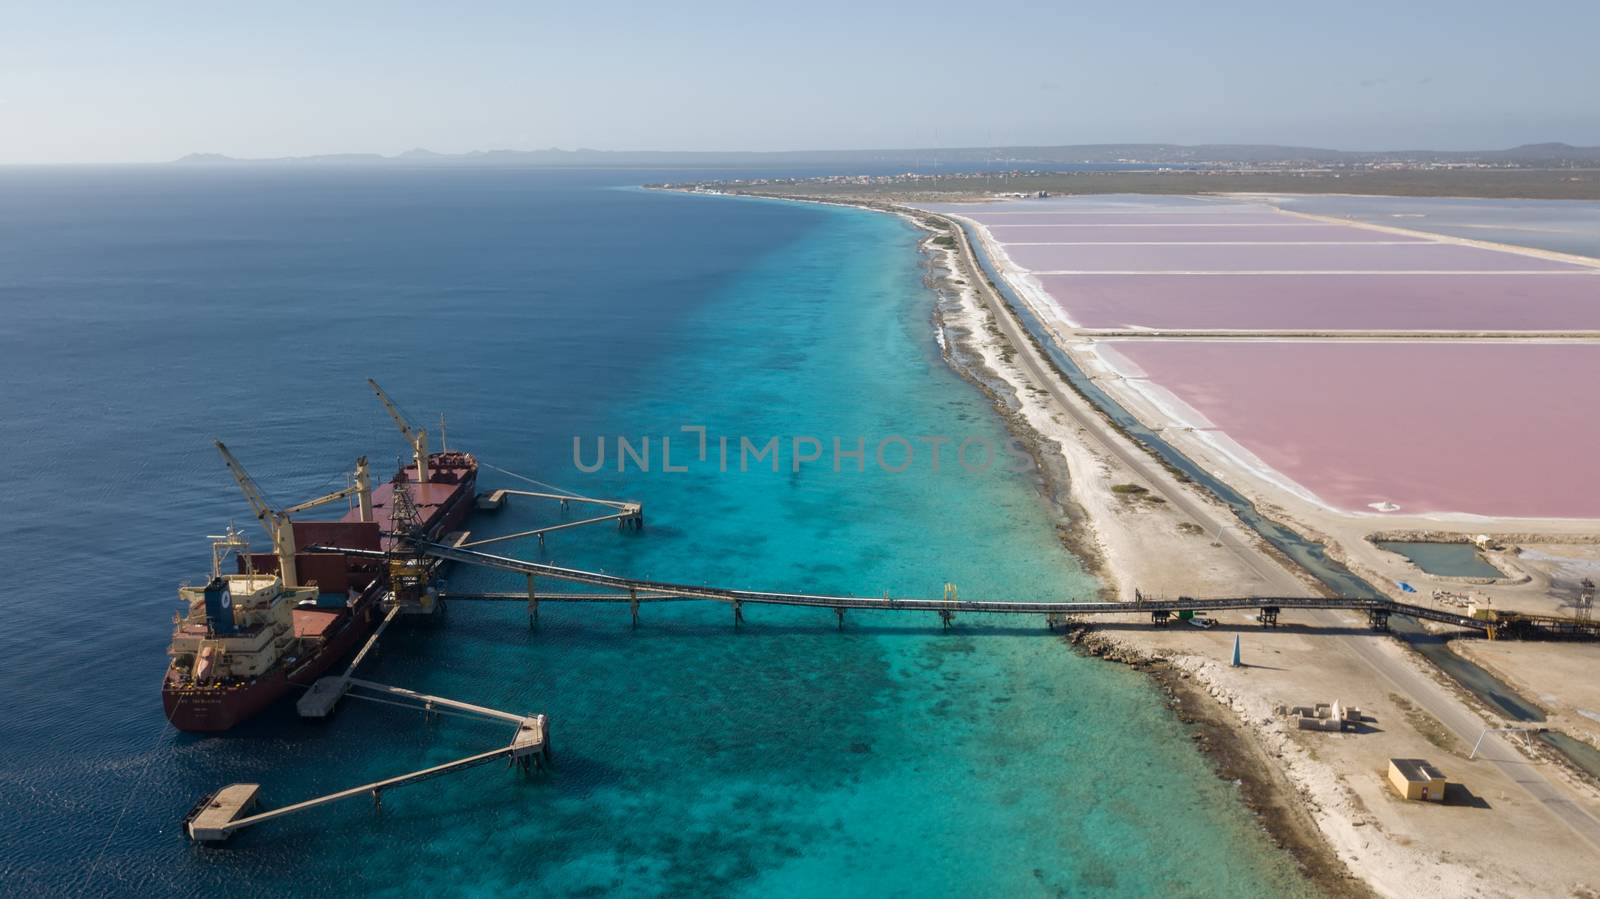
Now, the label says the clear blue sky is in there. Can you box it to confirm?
[2,0,1597,163]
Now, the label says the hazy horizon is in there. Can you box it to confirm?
[4,0,1598,165]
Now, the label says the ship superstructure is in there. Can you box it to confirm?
[167,526,319,689]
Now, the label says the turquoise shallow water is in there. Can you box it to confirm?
[0,170,1317,896]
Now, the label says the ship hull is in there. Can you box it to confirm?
[163,454,476,733]
[162,600,377,732]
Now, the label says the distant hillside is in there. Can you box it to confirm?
[172,142,1600,168]
[175,151,387,165]
[1495,142,1600,161]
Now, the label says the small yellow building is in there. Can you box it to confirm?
[1387,758,1446,802]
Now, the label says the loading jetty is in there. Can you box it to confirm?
[185,560,558,845]
[188,527,554,845]
[320,539,1600,640]
[178,382,634,844]
[187,711,548,843]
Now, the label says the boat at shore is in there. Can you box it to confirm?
[162,384,476,733]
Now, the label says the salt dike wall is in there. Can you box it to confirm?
[1033,272,1600,331]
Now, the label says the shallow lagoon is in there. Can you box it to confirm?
[1376,541,1503,579]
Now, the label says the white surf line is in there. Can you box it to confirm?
[1032,269,1596,276]
[1004,240,1427,246]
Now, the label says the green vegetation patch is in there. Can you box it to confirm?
[1390,693,1467,756]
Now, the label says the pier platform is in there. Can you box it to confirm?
[186,783,261,842]
[297,676,350,717]
[296,604,398,719]
[509,715,549,768]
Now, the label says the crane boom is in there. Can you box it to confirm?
[367,378,430,483]
[282,457,374,521]
[283,487,356,516]
[214,441,276,530]
[213,441,300,587]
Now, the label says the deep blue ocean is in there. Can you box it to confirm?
[0,167,1316,897]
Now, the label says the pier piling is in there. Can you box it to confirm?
[526,574,538,628]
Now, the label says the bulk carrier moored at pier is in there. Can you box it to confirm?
[162,382,477,733]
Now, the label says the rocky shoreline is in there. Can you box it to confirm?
[1065,627,1373,897]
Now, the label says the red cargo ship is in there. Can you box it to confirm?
[162,384,476,733]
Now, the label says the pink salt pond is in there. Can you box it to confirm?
[1002,241,1586,273]
[965,212,1282,227]
[985,224,1427,244]
[1040,272,1600,330]
[1109,341,1600,518]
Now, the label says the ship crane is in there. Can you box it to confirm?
[214,445,379,589]
[367,378,429,484]
[283,457,374,523]
[214,441,301,588]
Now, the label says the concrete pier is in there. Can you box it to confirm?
[460,490,643,547]
[296,604,399,719]
[387,540,1530,636]
[186,784,261,842]
[296,676,350,718]
[189,704,547,842]
[509,714,551,772]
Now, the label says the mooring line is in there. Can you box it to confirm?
[480,460,605,505]
[80,723,167,892]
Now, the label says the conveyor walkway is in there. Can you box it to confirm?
[310,541,1525,634]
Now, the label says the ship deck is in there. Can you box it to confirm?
[292,608,342,638]
[343,480,464,526]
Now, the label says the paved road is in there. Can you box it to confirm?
[940,211,1600,850]
[1324,609,1600,848]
